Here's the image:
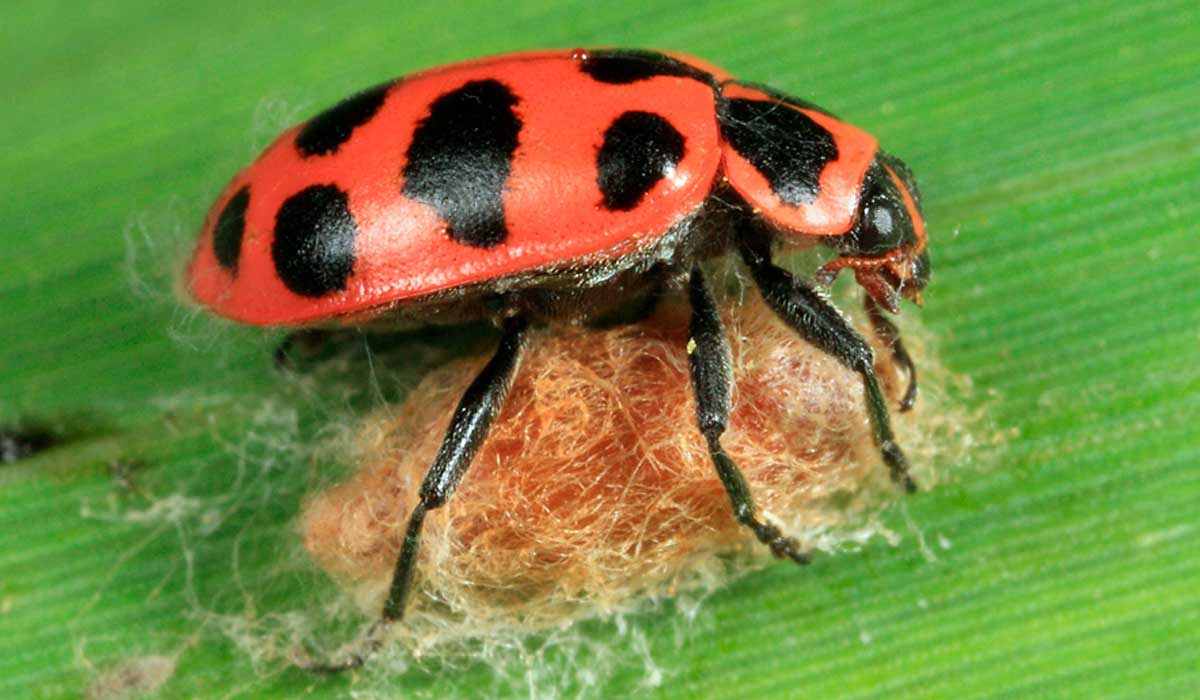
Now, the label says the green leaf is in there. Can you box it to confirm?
[2,1,1196,698]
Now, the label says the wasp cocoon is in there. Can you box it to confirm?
[301,287,947,653]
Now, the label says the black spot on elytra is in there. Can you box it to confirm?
[272,185,357,297]
[597,111,686,211]
[579,49,716,86]
[295,81,392,157]
[0,426,58,463]
[212,186,249,271]
[719,97,838,206]
[402,79,521,249]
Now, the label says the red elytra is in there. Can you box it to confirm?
[187,48,926,327]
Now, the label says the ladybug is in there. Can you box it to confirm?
[188,48,929,671]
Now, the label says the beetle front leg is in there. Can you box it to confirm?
[687,265,810,565]
[295,315,530,673]
[864,296,918,412]
[739,242,917,492]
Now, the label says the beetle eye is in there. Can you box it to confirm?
[844,160,917,257]
[851,191,905,255]
[870,202,895,238]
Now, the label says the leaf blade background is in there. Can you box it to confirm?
[1,1,1197,698]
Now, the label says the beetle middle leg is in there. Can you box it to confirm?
[738,239,917,492]
[587,262,673,328]
[686,265,810,564]
[296,314,531,673]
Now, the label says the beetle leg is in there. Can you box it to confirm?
[296,315,530,673]
[272,328,370,371]
[687,265,810,565]
[273,329,328,370]
[738,240,917,492]
[586,262,674,328]
[864,296,918,412]
[623,263,672,323]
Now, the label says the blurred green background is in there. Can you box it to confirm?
[2,1,1197,698]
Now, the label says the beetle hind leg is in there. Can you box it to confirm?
[273,329,333,370]
[294,315,531,673]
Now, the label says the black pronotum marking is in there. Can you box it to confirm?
[596,111,686,211]
[879,150,923,205]
[727,80,832,117]
[272,184,357,297]
[212,186,249,271]
[295,81,392,157]
[579,49,716,86]
[720,97,838,206]
[402,79,521,249]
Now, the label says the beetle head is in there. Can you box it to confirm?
[818,153,929,313]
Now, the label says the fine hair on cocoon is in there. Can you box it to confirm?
[302,282,956,656]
